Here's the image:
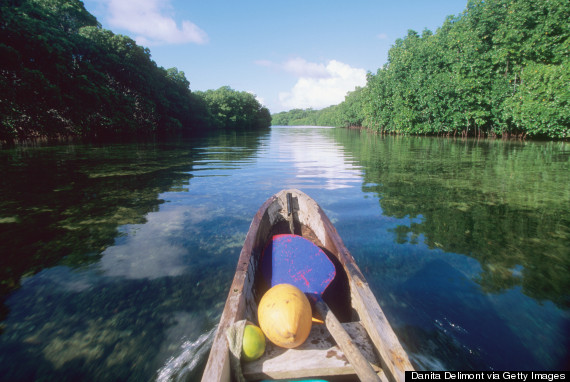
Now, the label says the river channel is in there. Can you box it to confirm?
[0,127,568,380]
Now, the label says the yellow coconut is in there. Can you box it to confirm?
[258,283,312,348]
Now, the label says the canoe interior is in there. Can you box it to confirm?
[243,195,365,381]
[246,196,355,327]
[201,189,413,382]
[256,220,354,322]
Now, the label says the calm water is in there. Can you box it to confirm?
[0,127,568,380]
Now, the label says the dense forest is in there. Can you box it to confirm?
[0,0,271,142]
[273,0,569,139]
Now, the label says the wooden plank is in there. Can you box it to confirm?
[242,322,387,381]
[348,272,415,382]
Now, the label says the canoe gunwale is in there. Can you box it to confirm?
[200,189,413,382]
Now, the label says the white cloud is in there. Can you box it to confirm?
[278,59,366,110]
[377,33,389,40]
[104,0,208,45]
[282,57,331,79]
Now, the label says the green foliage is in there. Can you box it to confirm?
[365,0,570,138]
[505,62,569,138]
[271,108,321,126]
[0,0,270,141]
[272,0,569,139]
[193,86,270,130]
[270,88,366,128]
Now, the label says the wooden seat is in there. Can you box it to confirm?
[242,322,387,381]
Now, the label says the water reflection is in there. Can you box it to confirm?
[0,128,568,380]
[333,131,570,309]
[270,126,363,190]
[326,130,569,370]
[0,132,268,380]
[99,205,206,279]
[0,143,195,296]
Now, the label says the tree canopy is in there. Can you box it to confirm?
[194,87,272,130]
[0,0,271,141]
[272,0,569,139]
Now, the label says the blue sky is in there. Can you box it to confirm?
[82,0,468,113]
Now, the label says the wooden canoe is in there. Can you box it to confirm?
[201,189,414,382]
